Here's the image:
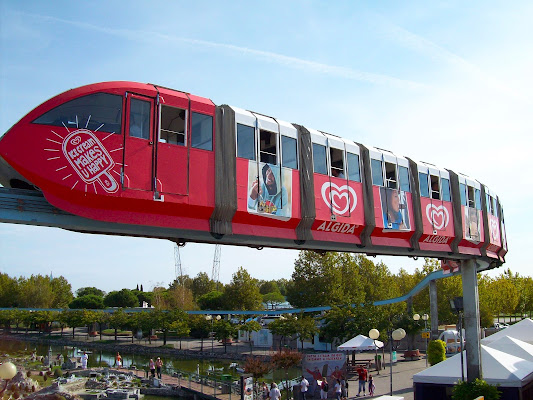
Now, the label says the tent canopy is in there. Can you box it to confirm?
[481,318,533,344]
[413,345,533,387]
[485,336,533,362]
[337,334,384,351]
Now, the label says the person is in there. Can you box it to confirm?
[331,168,345,178]
[115,352,122,369]
[368,374,375,397]
[81,351,88,369]
[334,379,342,400]
[340,376,347,400]
[382,188,408,230]
[320,379,329,399]
[269,382,281,400]
[262,382,269,400]
[155,357,163,379]
[300,375,309,400]
[356,365,368,397]
[248,163,289,216]
[149,358,156,378]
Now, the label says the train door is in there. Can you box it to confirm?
[155,93,189,196]
[123,93,156,191]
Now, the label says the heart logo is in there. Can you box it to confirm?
[321,182,357,215]
[426,203,449,230]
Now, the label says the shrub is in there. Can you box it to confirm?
[53,368,63,378]
[427,340,446,365]
[26,371,32,378]
[452,378,502,400]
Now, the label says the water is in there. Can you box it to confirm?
[0,339,301,383]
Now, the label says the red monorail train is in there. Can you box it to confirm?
[0,82,507,264]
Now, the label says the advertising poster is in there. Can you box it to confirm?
[247,161,292,219]
[302,353,346,398]
[380,187,410,230]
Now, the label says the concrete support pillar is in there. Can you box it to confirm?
[429,280,439,340]
[406,297,413,314]
[461,259,483,382]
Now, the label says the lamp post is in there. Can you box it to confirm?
[0,362,17,395]
[205,315,213,352]
[368,329,380,375]
[370,327,405,396]
[422,314,429,366]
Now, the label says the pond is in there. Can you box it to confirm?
[0,339,302,383]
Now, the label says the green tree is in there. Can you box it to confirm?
[191,272,216,300]
[197,291,226,310]
[0,273,19,307]
[294,315,318,350]
[240,320,262,353]
[269,316,298,349]
[17,275,54,308]
[263,292,285,310]
[189,315,211,352]
[213,319,237,353]
[61,309,88,338]
[259,281,280,295]
[76,287,106,298]
[104,289,139,308]
[108,309,130,341]
[69,295,105,309]
[50,276,73,308]
[224,267,263,310]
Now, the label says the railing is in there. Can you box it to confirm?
[173,369,240,400]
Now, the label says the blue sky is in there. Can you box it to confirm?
[1,1,531,293]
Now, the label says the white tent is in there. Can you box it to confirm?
[481,318,533,344]
[337,334,384,351]
[413,345,533,387]
[485,336,533,362]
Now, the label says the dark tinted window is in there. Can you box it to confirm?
[371,159,383,186]
[33,93,123,134]
[475,188,482,210]
[399,166,410,192]
[441,178,451,202]
[312,144,327,175]
[191,112,213,151]
[419,173,429,197]
[459,183,467,206]
[282,136,298,169]
[347,152,360,182]
[160,105,185,145]
[237,123,255,160]
[129,98,151,139]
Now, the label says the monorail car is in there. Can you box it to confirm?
[0,82,507,265]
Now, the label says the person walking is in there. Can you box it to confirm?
[320,379,329,399]
[300,376,309,400]
[269,382,281,400]
[155,357,163,379]
[262,382,270,400]
[149,358,156,378]
[334,379,342,400]
[356,365,368,397]
[115,352,122,369]
[368,375,375,397]
[81,351,88,369]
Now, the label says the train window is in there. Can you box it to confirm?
[441,178,451,202]
[475,188,482,210]
[466,186,476,208]
[330,148,345,178]
[419,173,429,197]
[347,152,361,182]
[492,197,498,216]
[281,136,298,169]
[459,183,467,206]
[430,175,440,200]
[160,105,186,145]
[33,93,123,134]
[129,98,151,140]
[237,123,255,160]
[371,159,384,186]
[385,162,397,189]
[191,112,212,151]
[486,194,492,214]
[399,166,410,192]
[313,143,327,175]
[260,130,277,164]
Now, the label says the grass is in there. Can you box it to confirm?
[101,329,132,336]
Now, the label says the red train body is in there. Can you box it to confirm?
[0,82,507,265]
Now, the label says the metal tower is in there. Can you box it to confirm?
[174,243,183,282]
[212,244,221,290]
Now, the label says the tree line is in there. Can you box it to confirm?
[1,252,532,345]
